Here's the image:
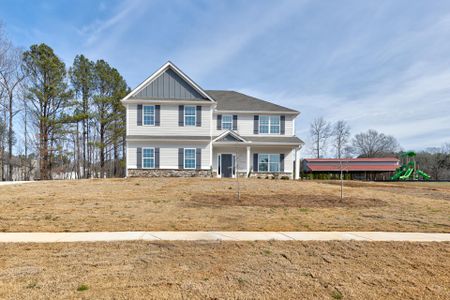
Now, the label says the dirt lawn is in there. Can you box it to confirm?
[0,178,449,232]
[0,241,448,299]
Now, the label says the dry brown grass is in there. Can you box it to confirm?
[0,178,449,232]
[0,241,448,299]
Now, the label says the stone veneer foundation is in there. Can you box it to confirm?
[128,169,211,177]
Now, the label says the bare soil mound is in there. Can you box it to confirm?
[192,192,386,208]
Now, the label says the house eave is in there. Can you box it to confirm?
[215,110,299,115]
[122,99,215,105]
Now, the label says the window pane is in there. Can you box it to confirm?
[259,162,268,172]
[143,148,154,158]
[184,149,196,169]
[270,116,280,125]
[184,106,196,126]
[143,106,155,125]
[222,115,232,130]
[259,116,269,133]
[185,106,196,115]
[185,116,196,126]
[143,158,154,168]
[269,162,279,172]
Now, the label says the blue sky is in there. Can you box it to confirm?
[1,0,449,154]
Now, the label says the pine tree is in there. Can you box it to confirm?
[22,43,73,180]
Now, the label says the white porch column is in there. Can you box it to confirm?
[210,142,213,167]
[246,146,251,176]
[295,147,300,180]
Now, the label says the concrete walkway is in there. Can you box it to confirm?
[0,231,449,243]
[0,181,35,186]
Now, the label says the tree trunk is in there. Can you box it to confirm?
[100,123,105,178]
[8,91,13,181]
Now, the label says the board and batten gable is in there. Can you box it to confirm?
[132,68,207,100]
[213,113,295,136]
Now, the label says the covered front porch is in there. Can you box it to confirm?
[211,131,302,179]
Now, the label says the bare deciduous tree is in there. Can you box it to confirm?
[352,129,400,158]
[332,120,351,158]
[309,117,331,158]
[0,46,25,180]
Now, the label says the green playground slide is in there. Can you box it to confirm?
[399,168,413,180]
[391,168,405,180]
[417,169,431,180]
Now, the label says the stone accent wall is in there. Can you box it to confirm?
[211,171,293,179]
[128,169,211,178]
[250,172,292,179]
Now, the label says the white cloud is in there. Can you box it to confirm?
[175,0,309,79]
[78,0,147,48]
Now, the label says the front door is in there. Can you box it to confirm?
[221,154,233,178]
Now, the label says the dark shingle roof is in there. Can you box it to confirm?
[206,90,298,113]
[243,136,304,145]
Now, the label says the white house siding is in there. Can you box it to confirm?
[127,103,213,136]
[127,141,211,169]
[212,145,295,174]
[213,113,295,137]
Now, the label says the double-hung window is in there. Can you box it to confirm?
[143,105,155,126]
[142,148,155,169]
[221,115,233,130]
[259,116,280,134]
[184,148,196,169]
[184,105,196,126]
[258,154,280,172]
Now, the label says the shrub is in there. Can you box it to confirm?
[77,284,89,292]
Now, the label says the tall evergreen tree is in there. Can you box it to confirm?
[92,60,127,178]
[69,55,94,178]
[22,43,73,180]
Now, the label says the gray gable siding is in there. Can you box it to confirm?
[133,68,206,100]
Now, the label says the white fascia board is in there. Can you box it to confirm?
[249,142,303,146]
[121,99,215,105]
[212,130,248,143]
[121,61,215,102]
[215,110,299,115]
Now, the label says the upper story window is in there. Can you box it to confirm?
[184,105,196,126]
[143,105,155,126]
[142,148,155,168]
[184,148,196,169]
[221,115,233,130]
[259,116,280,134]
[258,154,280,172]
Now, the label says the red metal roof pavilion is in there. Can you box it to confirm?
[303,158,399,172]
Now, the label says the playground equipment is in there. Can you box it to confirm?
[391,151,431,181]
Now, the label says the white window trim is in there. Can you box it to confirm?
[142,147,155,169]
[142,105,155,126]
[221,114,233,130]
[257,153,281,173]
[184,148,196,169]
[259,115,280,135]
[184,105,196,127]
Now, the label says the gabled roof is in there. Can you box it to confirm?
[213,130,247,143]
[212,132,303,146]
[122,61,214,102]
[206,90,299,114]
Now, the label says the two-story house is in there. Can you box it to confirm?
[121,61,303,179]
